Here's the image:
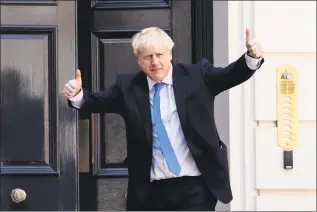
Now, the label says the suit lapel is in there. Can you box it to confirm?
[133,73,153,146]
[132,64,189,147]
[172,64,188,133]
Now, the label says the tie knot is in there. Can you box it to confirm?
[154,82,164,93]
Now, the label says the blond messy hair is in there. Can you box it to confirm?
[131,27,174,56]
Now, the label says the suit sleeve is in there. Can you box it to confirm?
[67,77,124,116]
[199,53,264,96]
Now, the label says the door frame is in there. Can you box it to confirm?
[192,0,214,64]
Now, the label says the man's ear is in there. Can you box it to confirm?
[137,57,141,66]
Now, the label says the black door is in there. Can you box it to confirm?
[0,1,78,210]
[77,0,213,210]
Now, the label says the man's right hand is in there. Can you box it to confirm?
[63,69,82,99]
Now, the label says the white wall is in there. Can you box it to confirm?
[215,1,316,211]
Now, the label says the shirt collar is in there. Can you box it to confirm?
[146,64,173,91]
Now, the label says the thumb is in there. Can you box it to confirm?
[75,69,81,82]
[245,28,251,46]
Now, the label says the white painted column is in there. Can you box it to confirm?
[226,1,259,210]
[252,1,316,211]
[217,1,317,211]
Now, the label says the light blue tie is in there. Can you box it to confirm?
[152,82,181,175]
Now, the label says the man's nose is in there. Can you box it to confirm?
[151,56,159,65]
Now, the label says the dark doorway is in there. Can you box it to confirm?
[77,0,213,210]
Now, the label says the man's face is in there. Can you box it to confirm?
[137,46,172,82]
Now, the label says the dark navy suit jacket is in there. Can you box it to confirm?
[69,53,264,210]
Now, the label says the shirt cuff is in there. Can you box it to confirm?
[69,89,84,109]
[245,52,262,70]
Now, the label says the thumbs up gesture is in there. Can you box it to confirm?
[63,69,82,99]
[245,28,262,59]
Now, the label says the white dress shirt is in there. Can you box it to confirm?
[147,65,202,181]
[69,53,262,181]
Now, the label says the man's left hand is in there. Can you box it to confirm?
[245,28,262,59]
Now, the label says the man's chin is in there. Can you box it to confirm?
[152,75,165,82]
[147,72,161,81]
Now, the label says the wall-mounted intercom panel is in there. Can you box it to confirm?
[276,65,298,169]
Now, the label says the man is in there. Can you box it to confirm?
[63,27,264,211]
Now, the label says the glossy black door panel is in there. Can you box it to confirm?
[1,27,58,175]
[0,2,77,210]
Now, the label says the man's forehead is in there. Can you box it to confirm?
[140,46,168,55]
